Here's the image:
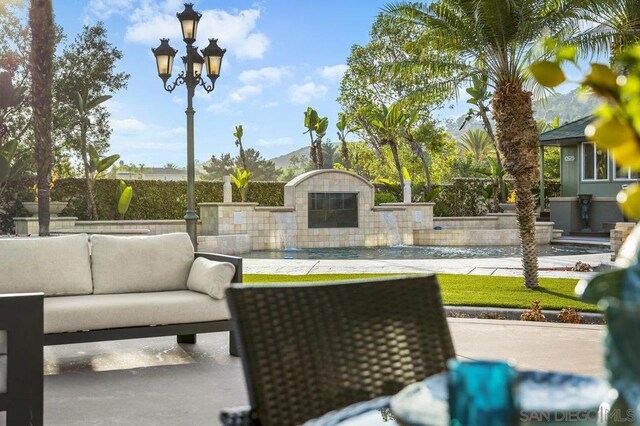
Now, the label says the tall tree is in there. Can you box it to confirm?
[54,22,129,160]
[29,0,55,236]
[385,0,583,288]
[72,89,116,219]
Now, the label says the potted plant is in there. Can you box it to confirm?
[22,173,68,217]
[499,191,516,212]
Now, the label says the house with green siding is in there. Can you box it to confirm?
[540,116,635,236]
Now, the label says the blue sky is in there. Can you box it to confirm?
[52,0,423,168]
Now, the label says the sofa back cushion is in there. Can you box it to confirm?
[0,234,92,296]
[91,233,194,294]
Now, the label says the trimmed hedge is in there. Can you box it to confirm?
[0,178,284,231]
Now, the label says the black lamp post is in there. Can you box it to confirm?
[152,3,226,249]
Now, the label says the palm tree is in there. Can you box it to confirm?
[458,128,495,166]
[580,0,640,69]
[385,0,583,288]
[29,0,56,236]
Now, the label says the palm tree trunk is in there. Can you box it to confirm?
[29,0,55,236]
[388,141,404,188]
[492,82,539,288]
[408,137,431,192]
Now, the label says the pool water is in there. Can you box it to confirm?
[245,244,611,260]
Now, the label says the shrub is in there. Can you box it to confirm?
[557,308,584,324]
[375,192,398,205]
[520,300,546,322]
[572,261,593,272]
[1,178,285,227]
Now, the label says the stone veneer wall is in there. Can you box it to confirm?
[13,217,187,236]
[199,169,435,250]
[611,222,637,258]
[414,221,554,246]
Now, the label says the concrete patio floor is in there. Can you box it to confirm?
[43,319,606,425]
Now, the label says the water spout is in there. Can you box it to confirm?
[274,212,297,250]
[381,211,402,246]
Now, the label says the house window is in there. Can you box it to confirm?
[308,193,358,228]
[614,165,640,181]
[582,142,608,181]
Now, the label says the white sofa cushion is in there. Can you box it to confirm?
[0,234,92,296]
[187,258,235,299]
[44,290,230,333]
[91,233,194,294]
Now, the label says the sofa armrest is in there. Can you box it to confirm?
[194,252,243,283]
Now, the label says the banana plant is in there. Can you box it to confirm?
[304,107,328,169]
[72,89,114,219]
[234,125,249,172]
[336,112,359,170]
[116,179,133,219]
[230,166,251,202]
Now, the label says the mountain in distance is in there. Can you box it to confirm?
[270,89,598,169]
[270,146,309,169]
[443,88,600,140]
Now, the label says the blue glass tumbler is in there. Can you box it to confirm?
[448,360,519,426]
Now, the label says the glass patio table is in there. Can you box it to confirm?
[305,370,611,426]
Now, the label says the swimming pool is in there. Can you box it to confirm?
[245,244,611,260]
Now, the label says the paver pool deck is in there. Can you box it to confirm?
[244,252,613,279]
[42,253,612,425]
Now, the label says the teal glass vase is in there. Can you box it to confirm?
[448,360,519,426]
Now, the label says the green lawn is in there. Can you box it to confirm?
[244,273,599,312]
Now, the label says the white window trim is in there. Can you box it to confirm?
[612,153,640,181]
[581,142,609,182]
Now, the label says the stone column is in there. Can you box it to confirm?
[223,175,232,203]
[403,179,412,204]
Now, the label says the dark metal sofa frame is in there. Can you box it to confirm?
[0,292,44,426]
[42,252,242,356]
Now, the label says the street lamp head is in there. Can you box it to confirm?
[177,3,201,45]
[182,49,205,78]
[152,38,178,82]
[201,38,226,85]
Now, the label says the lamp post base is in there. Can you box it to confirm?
[185,211,199,250]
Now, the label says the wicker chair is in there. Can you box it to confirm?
[0,293,44,426]
[220,274,455,426]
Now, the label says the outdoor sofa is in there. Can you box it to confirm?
[0,232,242,355]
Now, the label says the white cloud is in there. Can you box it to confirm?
[159,126,186,137]
[257,137,294,147]
[318,64,348,81]
[111,118,147,132]
[238,66,292,85]
[85,0,135,20]
[228,85,263,102]
[126,5,269,60]
[287,82,328,104]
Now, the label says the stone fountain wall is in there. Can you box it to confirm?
[198,169,434,253]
